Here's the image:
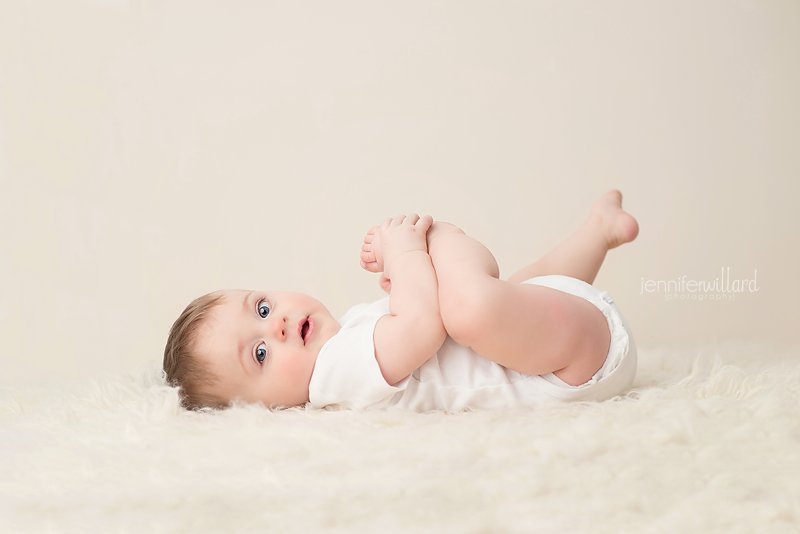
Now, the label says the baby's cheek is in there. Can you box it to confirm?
[280,353,314,384]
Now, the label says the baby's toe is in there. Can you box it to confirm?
[360,259,383,273]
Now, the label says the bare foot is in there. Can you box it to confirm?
[360,226,385,273]
[361,229,391,292]
[589,190,639,249]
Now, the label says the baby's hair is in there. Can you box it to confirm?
[163,292,229,411]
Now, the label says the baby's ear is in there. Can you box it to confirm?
[379,274,392,294]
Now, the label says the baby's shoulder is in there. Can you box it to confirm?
[322,297,391,354]
[339,297,390,327]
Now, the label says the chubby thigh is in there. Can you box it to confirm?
[439,274,611,386]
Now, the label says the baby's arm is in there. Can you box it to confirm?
[367,215,446,386]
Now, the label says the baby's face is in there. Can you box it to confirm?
[193,290,341,407]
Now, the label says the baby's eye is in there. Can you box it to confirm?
[257,300,271,318]
[255,342,268,363]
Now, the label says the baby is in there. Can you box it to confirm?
[163,190,639,411]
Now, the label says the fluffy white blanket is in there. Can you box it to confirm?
[2,341,799,533]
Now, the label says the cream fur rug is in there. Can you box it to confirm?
[2,341,799,534]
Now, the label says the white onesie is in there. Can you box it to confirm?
[308,275,637,411]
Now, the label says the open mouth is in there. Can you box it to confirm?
[299,317,312,345]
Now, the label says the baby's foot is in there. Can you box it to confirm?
[589,190,639,249]
[360,226,385,273]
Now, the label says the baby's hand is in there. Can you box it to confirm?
[360,214,433,279]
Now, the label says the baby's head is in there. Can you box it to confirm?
[163,290,340,410]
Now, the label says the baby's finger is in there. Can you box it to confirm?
[416,214,434,233]
[380,217,393,231]
[390,215,406,226]
[404,213,420,226]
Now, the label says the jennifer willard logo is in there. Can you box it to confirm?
[640,268,759,301]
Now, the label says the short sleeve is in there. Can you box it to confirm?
[308,298,410,409]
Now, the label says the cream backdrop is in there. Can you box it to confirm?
[0,0,798,386]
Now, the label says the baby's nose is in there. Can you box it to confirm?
[272,317,287,340]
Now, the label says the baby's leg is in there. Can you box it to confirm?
[507,190,638,285]
[429,231,611,385]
